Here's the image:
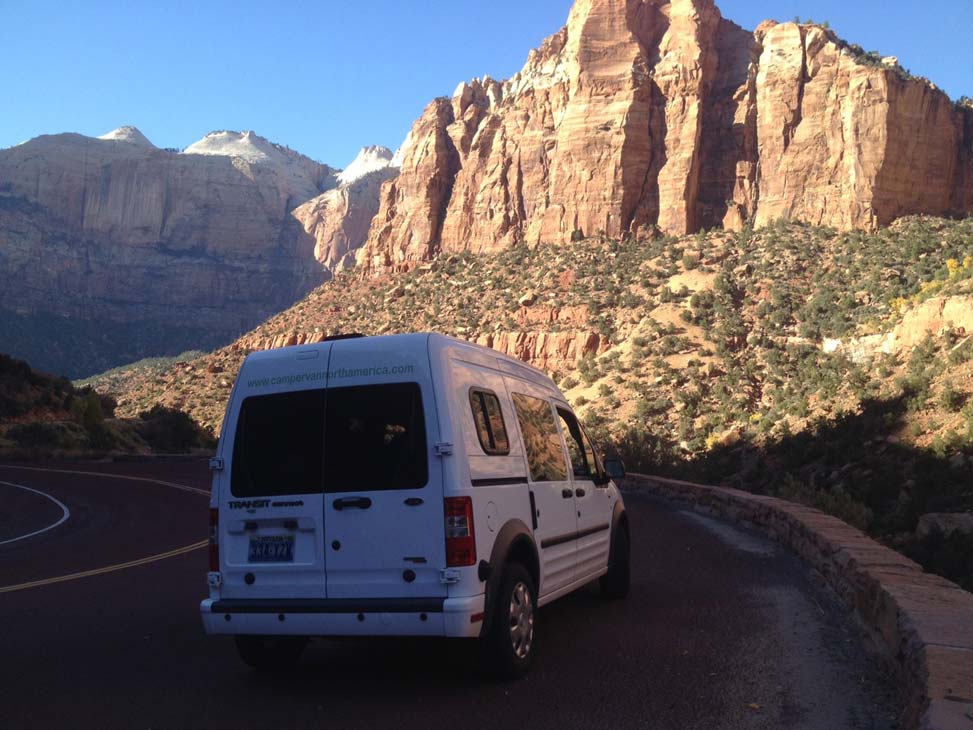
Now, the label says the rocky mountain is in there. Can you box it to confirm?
[0,129,394,377]
[357,0,973,273]
[292,147,397,271]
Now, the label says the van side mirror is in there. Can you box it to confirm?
[603,457,626,480]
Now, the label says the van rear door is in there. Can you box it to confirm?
[322,336,447,600]
[219,347,331,599]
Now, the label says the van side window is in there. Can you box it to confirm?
[231,389,326,498]
[556,407,593,479]
[469,388,510,455]
[512,393,568,482]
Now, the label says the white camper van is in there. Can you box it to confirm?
[201,333,630,677]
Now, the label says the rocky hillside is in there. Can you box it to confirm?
[357,0,973,273]
[0,129,395,377]
[91,215,973,587]
[0,353,212,456]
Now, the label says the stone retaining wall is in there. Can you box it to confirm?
[623,474,973,730]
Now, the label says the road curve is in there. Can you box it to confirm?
[0,459,902,730]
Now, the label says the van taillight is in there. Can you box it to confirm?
[208,508,219,571]
[444,497,476,567]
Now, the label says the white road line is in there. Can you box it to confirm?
[0,480,71,547]
[0,464,210,593]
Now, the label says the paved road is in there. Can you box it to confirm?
[0,460,902,730]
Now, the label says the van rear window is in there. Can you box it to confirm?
[230,383,427,497]
[231,389,326,498]
[323,383,427,493]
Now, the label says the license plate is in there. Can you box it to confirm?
[248,535,295,563]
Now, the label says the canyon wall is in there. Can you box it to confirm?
[0,132,389,376]
[358,0,973,273]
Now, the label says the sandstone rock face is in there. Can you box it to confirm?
[823,294,973,363]
[293,151,398,271]
[475,331,608,373]
[0,130,342,375]
[751,24,972,229]
[358,99,460,272]
[358,0,973,273]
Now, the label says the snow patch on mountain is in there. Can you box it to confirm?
[391,131,414,168]
[181,130,282,163]
[98,126,155,147]
[181,130,338,200]
[337,146,394,186]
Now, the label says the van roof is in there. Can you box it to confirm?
[241,332,560,392]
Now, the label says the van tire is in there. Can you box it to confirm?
[482,563,537,679]
[234,636,307,671]
[600,525,630,599]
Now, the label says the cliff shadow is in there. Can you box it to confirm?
[697,19,759,230]
[620,394,973,590]
[622,2,669,234]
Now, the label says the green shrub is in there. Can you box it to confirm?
[137,405,215,453]
[773,475,874,531]
[940,381,967,412]
[7,421,89,450]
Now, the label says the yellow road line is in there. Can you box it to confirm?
[0,540,208,594]
[0,464,210,496]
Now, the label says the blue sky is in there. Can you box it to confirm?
[2,1,970,168]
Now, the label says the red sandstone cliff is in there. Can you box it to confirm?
[357,0,973,273]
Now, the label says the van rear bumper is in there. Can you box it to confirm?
[200,594,484,638]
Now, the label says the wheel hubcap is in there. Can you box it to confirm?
[508,581,534,659]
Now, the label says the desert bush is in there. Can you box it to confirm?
[7,421,89,450]
[137,405,215,453]
[772,474,874,531]
[940,381,967,412]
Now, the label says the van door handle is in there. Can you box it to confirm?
[561,489,573,499]
[575,488,586,498]
[333,497,372,511]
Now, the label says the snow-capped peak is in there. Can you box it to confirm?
[181,130,279,163]
[179,130,337,202]
[98,126,155,147]
[337,145,395,186]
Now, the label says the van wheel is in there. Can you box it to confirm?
[483,563,537,679]
[234,636,307,671]
[600,525,630,599]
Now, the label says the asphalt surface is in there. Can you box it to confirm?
[0,459,903,730]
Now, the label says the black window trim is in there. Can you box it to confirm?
[556,405,594,480]
[468,386,511,456]
[579,421,608,486]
